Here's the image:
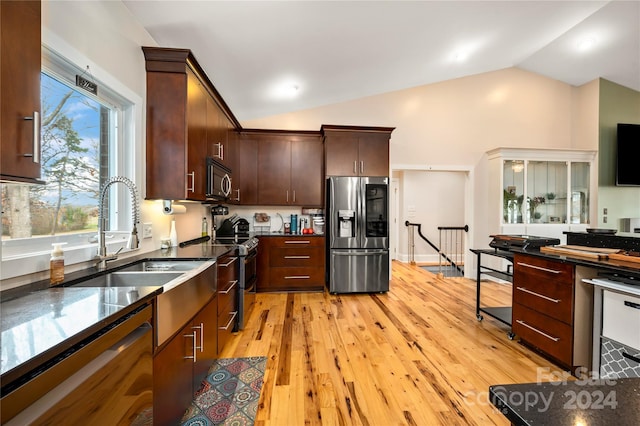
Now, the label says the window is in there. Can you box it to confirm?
[1,48,135,279]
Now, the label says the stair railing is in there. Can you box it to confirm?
[405,221,469,276]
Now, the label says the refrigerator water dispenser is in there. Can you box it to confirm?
[338,210,355,238]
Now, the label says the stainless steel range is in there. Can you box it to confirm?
[237,236,258,330]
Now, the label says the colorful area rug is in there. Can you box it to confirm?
[180,356,267,426]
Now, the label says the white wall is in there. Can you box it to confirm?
[242,67,587,271]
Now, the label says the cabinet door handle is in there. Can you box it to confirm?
[286,190,289,202]
[192,323,203,352]
[360,160,364,174]
[622,352,640,364]
[219,257,237,267]
[187,171,195,192]
[515,320,560,342]
[624,300,640,310]
[516,286,561,303]
[219,280,238,294]
[353,161,357,174]
[285,240,310,244]
[184,332,197,362]
[516,262,562,274]
[23,111,40,163]
[214,142,223,160]
[284,275,310,279]
[284,255,310,259]
[293,190,296,203]
[219,311,237,330]
[233,188,240,202]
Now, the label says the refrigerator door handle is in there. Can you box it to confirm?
[333,250,388,256]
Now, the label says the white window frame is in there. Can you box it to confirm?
[0,46,137,281]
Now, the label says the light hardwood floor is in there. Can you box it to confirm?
[220,260,562,425]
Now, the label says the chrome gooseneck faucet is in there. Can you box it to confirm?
[95,176,140,269]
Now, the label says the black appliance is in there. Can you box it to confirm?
[489,234,560,251]
[217,214,250,239]
[206,158,232,200]
[616,123,640,186]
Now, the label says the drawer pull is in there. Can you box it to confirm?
[184,332,197,362]
[192,323,203,352]
[622,352,640,364]
[515,320,560,342]
[285,240,311,244]
[516,262,562,274]
[219,311,237,331]
[624,300,640,310]
[284,255,310,259]
[219,257,238,267]
[516,287,561,303]
[284,275,310,279]
[219,280,238,294]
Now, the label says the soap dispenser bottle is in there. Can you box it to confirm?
[50,243,66,285]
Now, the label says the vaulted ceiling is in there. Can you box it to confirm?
[123,1,640,121]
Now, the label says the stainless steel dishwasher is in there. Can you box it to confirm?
[2,305,153,425]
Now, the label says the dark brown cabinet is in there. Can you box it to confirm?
[322,125,394,177]
[512,253,592,371]
[154,297,218,425]
[254,131,323,206]
[143,47,239,201]
[207,96,234,170]
[0,0,43,183]
[257,236,325,292]
[232,132,259,205]
[217,251,239,354]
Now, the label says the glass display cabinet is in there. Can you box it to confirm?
[487,148,596,239]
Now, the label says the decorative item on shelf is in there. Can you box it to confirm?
[528,196,546,222]
[253,212,271,234]
[503,188,519,223]
[545,192,556,201]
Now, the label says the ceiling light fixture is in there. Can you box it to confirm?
[511,161,524,173]
[577,37,596,52]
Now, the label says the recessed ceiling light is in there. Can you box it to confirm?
[577,37,597,51]
[453,51,468,62]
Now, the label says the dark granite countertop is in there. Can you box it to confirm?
[490,378,640,425]
[509,247,640,281]
[0,244,234,391]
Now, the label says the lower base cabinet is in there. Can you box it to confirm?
[257,236,325,292]
[512,254,592,372]
[153,297,217,425]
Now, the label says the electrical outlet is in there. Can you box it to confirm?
[142,222,153,239]
[603,216,608,224]
[603,208,608,215]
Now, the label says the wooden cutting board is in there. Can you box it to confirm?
[540,245,612,259]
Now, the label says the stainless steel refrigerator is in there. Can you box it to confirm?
[326,176,389,293]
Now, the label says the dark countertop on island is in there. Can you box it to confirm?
[490,378,640,425]
[0,243,234,392]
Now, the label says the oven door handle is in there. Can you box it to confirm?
[244,250,258,262]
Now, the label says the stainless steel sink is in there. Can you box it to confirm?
[71,271,183,287]
[116,260,209,272]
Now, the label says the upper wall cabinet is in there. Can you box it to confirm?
[1,0,43,183]
[142,47,239,201]
[487,148,596,240]
[322,125,394,177]
[247,130,323,207]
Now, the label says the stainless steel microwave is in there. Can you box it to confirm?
[206,158,232,200]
